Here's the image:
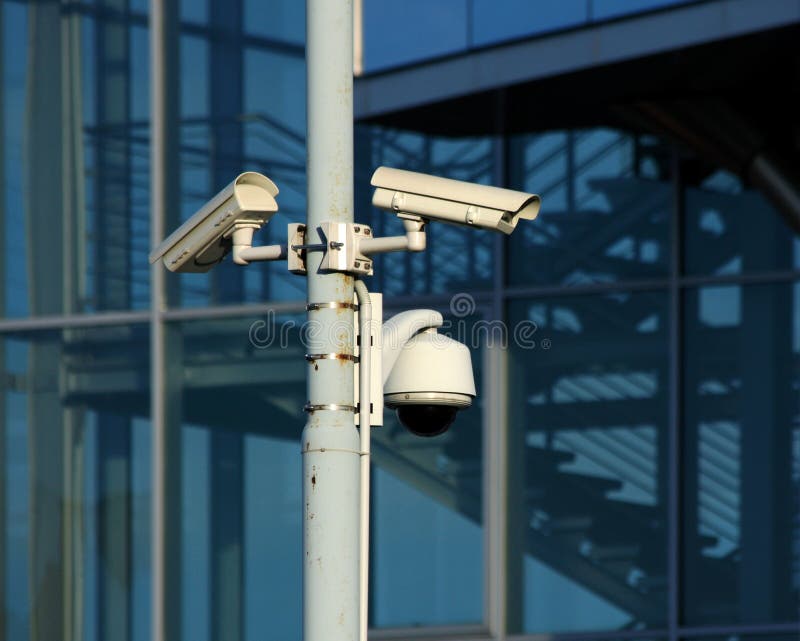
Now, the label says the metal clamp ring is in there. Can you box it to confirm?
[305,353,358,363]
[306,302,358,311]
[303,403,357,413]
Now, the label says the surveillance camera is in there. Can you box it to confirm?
[371,166,540,235]
[149,172,279,272]
[383,327,476,437]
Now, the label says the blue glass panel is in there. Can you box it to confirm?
[175,315,306,641]
[363,0,468,72]
[2,2,29,317]
[471,0,588,47]
[509,130,672,286]
[244,435,302,640]
[181,0,208,24]
[130,0,149,17]
[372,465,482,626]
[180,36,209,120]
[683,282,800,624]
[591,0,695,21]
[2,3,150,316]
[1,325,151,641]
[684,170,799,275]
[371,307,484,627]
[509,291,669,632]
[244,0,305,44]
[242,48,307,302]
[175,38,307,307]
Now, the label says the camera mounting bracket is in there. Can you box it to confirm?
[318,222,375,275]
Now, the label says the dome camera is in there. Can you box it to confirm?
[383,326,475,437]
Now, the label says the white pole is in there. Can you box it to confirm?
[303,1,359,641]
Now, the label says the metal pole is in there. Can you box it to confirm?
[150,1,181,640]
[303,1,359,641]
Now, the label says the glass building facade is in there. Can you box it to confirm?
[0,1,798,641]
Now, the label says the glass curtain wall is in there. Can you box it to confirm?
[2,2,153,641]
[1,1,798,641]
[505,129,799,637]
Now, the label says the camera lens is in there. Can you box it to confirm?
[396,404,458,437]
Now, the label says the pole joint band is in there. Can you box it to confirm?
[306,301,358,311]
[305,353,358,363]
[303,403,357,413]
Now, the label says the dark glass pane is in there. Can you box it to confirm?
[181,0,207,24]
[591,0,695,20]
[357,127,497,297]
[682,282,800,625]
[174,33,307,307]
[2,4,150,316]
[371,306,484,627]
[363,0,468,72]
[174,315,305,641]
[509,291,669,632]
[1,325,151,641]
[684,170,799,275]
[245,0,305,44]
[2,2,30,317]
[509,130,672,287]
[471,0,588,47]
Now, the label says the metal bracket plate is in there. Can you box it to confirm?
[319,222,374,276]
[288,222,307,274]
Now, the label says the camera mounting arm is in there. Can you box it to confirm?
[229,224,287,265]
[358,217,426,256]
[380,308,443,384]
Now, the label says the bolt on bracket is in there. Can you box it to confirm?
[318,221,374,276]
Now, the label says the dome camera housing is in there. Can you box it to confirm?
[383,329,475,437]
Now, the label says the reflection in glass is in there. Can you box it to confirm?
[683,283,800,625]
[684,170,799,275]
[363,0,468,72]
[471,0,588,47]
[362,0,698,72]
[371,313,484,627]
[509,292,669,632]
[591,0,694,20]
[174,315,306,641]
[1,325,151,641]
[376,308,485,627]
[175,30,307,308]
[509,130,671,287]
[244,0,305,44]
[3,3,150,316]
